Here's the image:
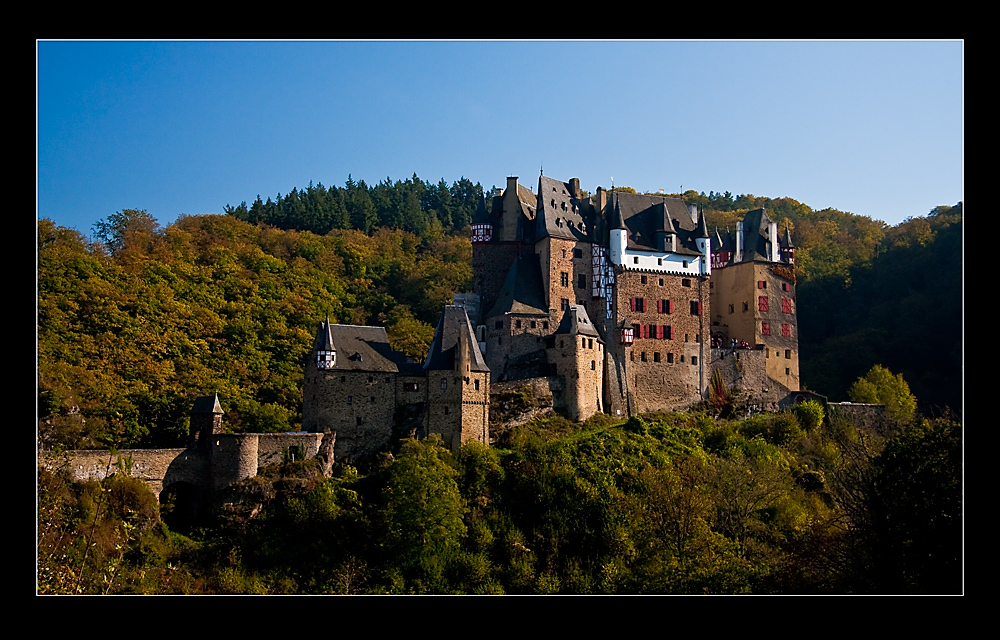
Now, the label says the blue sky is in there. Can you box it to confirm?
[37,40,963,235]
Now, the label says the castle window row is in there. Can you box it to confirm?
[631,351,697,365]
[629,298,699,315]
[631,324,676,340]
[757,297,795,314]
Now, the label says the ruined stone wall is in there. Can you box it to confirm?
[304,370,397,462]
[255,433,326,467]
[38,448,194,500]
[710,347,791,412]
[828,402,891,435]
[612,269,710,412]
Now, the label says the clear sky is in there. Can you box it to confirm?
[37,40,963,235]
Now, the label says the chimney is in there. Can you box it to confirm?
[569,178,581,199]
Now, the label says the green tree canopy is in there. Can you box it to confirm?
[848,365,918,425]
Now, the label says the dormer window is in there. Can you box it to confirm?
[317,349,336,369]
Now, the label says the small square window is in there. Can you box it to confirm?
[516,320,522,328]
[530,320,537,328]
[667,353,674,363]
[641,275,647,284]
[785,349,792,359]
[634,257,639,264]
[659,278,664,286]
[743,302,749,312]
[657,258,662,266]
[654,352,661,362]
[574,248,583,259]
[682,279,691,287]
[692,356,698,365]
[683,260,688,268]
[561,272,569,287]
[786,367,791,375]
[591,360,596,370]
[641,352,647,362]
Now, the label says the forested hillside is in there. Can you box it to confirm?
[39,408,962,594]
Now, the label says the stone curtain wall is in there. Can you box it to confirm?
[39,448,191,500]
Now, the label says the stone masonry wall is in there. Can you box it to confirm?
[304,370,397,462]
[613,269,710,412]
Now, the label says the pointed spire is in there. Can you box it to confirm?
[696,207,710,238]
[610,198,626,230]
[781,223,796,248]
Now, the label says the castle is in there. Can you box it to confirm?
[303,173,801,462]
[39,173,803,505]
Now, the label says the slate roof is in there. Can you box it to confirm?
[739,208,775,262]
[554,304,601,338]
[484,253,549,319]
[424,305,490,373]
[607,192,705,256]
[191,393,222,415]
[312,321,404,372]
[535,175,592,242]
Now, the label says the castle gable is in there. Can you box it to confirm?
[612,192,703,256]
[555,304,601,338]
[484,253,549,318]
[425,305,490,373]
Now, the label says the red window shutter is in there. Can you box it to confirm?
[657,299,662,313]
[656,325,664,339]
[758,280,764,289]
[782,298,792,314]
[697,301,702,316]
[759,296,769,312]
[782,323,790,337]
[762,322,770,336]
[667,300,673,314]
[642,324,648,339]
